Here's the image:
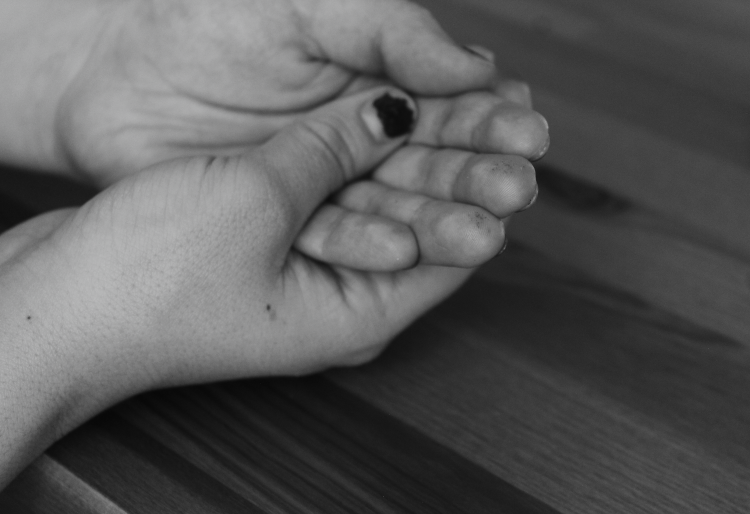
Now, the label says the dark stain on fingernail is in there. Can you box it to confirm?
[373,93,414,138]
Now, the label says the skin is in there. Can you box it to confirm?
[0,0,547,489]
[0,86,537,489]
[1,0,547,269]
[0,0,545,181]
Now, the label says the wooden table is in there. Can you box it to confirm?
[2,0,749,512]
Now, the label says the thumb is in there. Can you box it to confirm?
[256,86,417,224]
[307,0,497,95]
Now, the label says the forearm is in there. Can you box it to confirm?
[0,328,77,490]
[0,0,112,174]
[0,216,113,490]
[0,258,77,489]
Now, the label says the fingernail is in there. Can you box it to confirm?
[496,237,509,257]
[531,135,551,161]
[462,44,495,64]
[362,91,416,140]
[539,114,549,131]
[517,184,539,212]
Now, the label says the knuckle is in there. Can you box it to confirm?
[202,154,297,235]
[296,117,357,181]
[464,155,536,214]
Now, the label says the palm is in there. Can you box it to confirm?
[280,250,471,373]
[54,0,546,274]
[4,150,466,385]
[61,0,363,184]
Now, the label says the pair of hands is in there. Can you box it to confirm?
[0,0,547,486]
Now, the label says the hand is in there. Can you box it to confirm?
[51,0,545,184]
[3,0,547,273]
[0,87,536,486]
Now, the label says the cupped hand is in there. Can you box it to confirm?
[2,86,534,419]
[58,0,544,184]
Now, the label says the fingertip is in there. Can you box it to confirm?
[493,79,533,109]
[455,154,537,216]
[479,104,550,159]
[450,210,506,267]
[531,132,551,161]
[421,207,506,268]
[392,41,496,95]
[382,7,496,94]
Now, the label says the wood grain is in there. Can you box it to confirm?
[22,376,557,514]
[418,0,750,341]
[419,0,750,252]
[329,250,750,513]
[510,165,750,343]
[2,0,749,512]
[458,0,750,106]
[3,245,747,513]
[531,91,750,260]
[0,456,128,514]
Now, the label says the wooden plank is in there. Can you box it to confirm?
[0,455,128,514]
[419,0,750,169]
[3,243,746,513]
[114,379,558,514]
[46,416,261,514]
[454,0,750,106]
[415,0,750,342]
[328,254,750,513]
[532,92,750,260]
[13,375,559,513]
[504,165,750,343]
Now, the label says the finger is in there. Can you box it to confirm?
[373,146,538,217]
[255,86,417,225]
[294,203,418,271]
[304,0,497,95]
[324,262,475,367]
[412,91,550,160]
[461,44,533,108]
[493,75,534,109]
[334,181,505,268]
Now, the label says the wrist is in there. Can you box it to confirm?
[0,218,126,489]
[0,267,85,490]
